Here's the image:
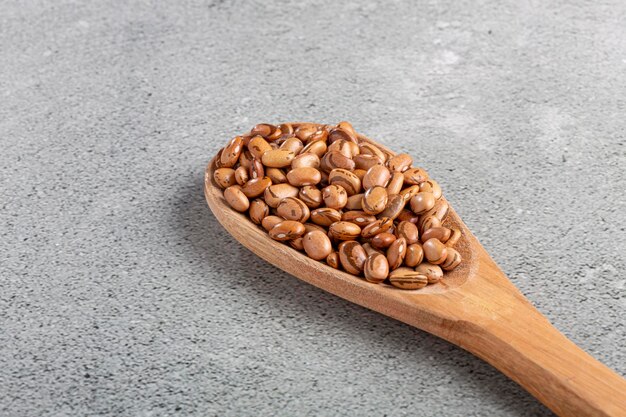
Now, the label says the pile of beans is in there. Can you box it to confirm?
[213,122,462,290]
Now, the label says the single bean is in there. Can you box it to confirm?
[446,229,462,247]
[370,232,396,249]
[363,165,391,190]
[441,248,462,271]
[404,243,424,267]
[302,230,333,261]
[389,268,428,290]
[341,210,377,227]
[353,154,383,171]
[415,263,443,283]
[224,185,250,212]
[386,172,404,195]
[326,252,340,269]
[248,135,272,159]
[421,227,451,243]
[321,151,355,172]
[269,220,305,241]
[263,183,299,208]
[322,184,348,210]
[361,217,393,238]
[329,221,362,241]
[277,197,311,222]
[423,238,448,265]
[310,208,342,227]
[220,136,244,167]
[242,177,272,198]
[396,221,419,244]
[329,127,358,144]
[235,166,249,185]
[345,193,364,210]
[388,153,412,172]
[386,237,407,270]
[265,167,286,183]
[403,167,429,185]
[328,168,361,195]
[362,186,388,215]
[262,149,296,168]
[261,215,283,232]
[362,242,384,257]
[397,209,420,224]
[328,139,354,158]
[249,199,269,224]
[290,237,304,251]
[419,215,442,235]
[291,153,320,169]
[299,186,323,208]
[419,179,442,200]
[338,241,367,274]
[378,194,405,220]
[280,137,304,154]
[410,192,436,214]
[287,167,321,187]
[214,167,236,189]
[364,253,390,283]
[399,185,420,202]
[301,140,327,157]
[359,142,386,161]
[295,124,318,141]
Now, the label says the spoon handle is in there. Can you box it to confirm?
[445,257,626,417]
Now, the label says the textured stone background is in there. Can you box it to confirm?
[1,1,625,416]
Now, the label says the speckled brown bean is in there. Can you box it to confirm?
[261,215,283,232]
[329,221,361,241]
[224,185,250,212]
[277,197,310,222]
[353,154,383,171]
[329,127,358,144]
[280,137,304,154]
[265,167,286,184]
[328,169,361,196]
[249,158,265,180]
[362,165,391,189]
[295,124,317,141]
[310,208,342,227]
[261,149,296,168]
[446,229,462,247]
[364,253,389,284]
[251,123,275,138]
[337,121,357,138]
[415,263,444,283]
[322,184,348,210]
[302,230,333,261]
[378,194,405,220]
[361,217,393,238]
[362,186,388,215]
[423,238,448,265]
[421,227,451,243]
[386,172,404,195]
[359,142,386,161]
[269,220,305,241]
[386,237,407,270]
[301,140,327,157]
[345,193,364,210]
[220,136,244,167]
[441,248,462,271]
[249,199,269,224]
[214,168,236,189]
[419,179,442,200]
[263,183,299,208]
[287,167,321,187]
[389,268,428,290]
[307,129,328,144]
[410,192,436,214]
[234,166,248,186]
[396,221,419,245]
[419,215,442,235]
[327,140,354,158]
[326,252,340,269]
[291,153,320,170]
[241,177,272,198]
[370,232,396,249]
[404,243,424,267]
[338,241,367,274]
[248,136,272,159]
[426,200,450,221]
[299,186,323,208]
[341,211,377,227]
[388,153,412,172]
[403,167,429,185]
[321,151,355,172]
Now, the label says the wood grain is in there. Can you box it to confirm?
[204,128,626,417]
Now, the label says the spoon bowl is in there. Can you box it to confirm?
[205,124,626,417]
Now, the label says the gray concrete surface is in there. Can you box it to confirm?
[1,1,625,416]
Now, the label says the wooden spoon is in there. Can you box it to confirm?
[204,126,626,417]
